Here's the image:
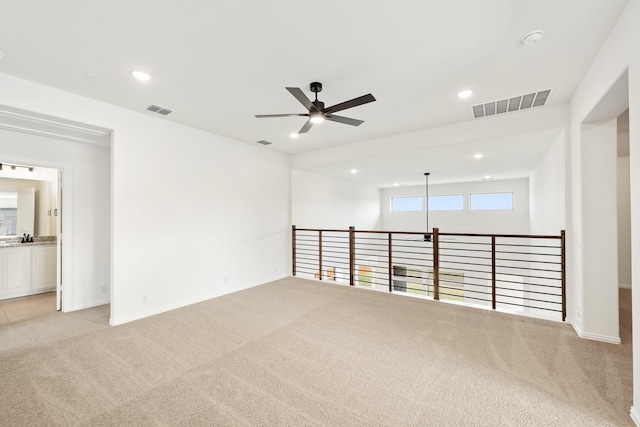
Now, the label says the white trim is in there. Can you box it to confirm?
[0,104,111,148]
[59,166,73,314]
[109,274,289,326]
[630,406,640,426]
[571,320,622,344]
[620,283,632,289]
[66,298,109,312]
[110,293,217,326]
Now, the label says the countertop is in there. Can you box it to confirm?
[0,237,57,248]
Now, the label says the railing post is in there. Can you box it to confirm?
[433,228,439,300]
[292,225,296,276]
[491,236,496,310]
[561,230,566,321]
[388,232,393,292]
[349,226,355,286]
[318,230,323,280]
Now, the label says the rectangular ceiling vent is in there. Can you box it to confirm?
[257,140,273,146]
[146,104,173,116]
[472,89,551,119]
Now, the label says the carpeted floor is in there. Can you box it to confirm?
[0,278,633,426]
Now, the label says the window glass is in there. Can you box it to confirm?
[391,197,422,212]
[428,195,463,211]
[470,192,513,210]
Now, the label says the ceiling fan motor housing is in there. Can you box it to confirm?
[310,82,323,93]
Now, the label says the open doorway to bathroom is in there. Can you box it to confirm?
[0,162,60,324]
[617,109,632,343]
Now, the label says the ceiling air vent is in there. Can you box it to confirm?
[257,140,273,146]
[146,104,173,116]
[472,89,551,119]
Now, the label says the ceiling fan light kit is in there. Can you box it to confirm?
[255,82,376,134]
[309,111,325,124]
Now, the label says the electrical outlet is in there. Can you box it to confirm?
[141,295,148,304]
[99,285,107,295]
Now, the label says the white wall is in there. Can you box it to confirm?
[381,178,530,234]
[291,169,380,230]
[567,0,640,419]
[529,130,566,235]
[618,156,631,288]
[578,120,619,342]
[111,122,290,325]
[0,72,292,324]
[0,128,110,311]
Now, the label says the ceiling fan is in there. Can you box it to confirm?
[255,82,376,134]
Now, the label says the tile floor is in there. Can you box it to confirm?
[0,292,57,324]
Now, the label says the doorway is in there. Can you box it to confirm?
[617,109,632,342]
[0,104,111,317]
[0,161,61,318]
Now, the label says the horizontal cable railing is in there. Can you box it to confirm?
[292,226,566,321]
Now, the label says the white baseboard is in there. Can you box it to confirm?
[109,274,289,326]
[570,321,622,344]
[109,293,208,326]
[64,298,109,312]
[620,283,632,289]
[0,287,56,300]
[630,406,640,426]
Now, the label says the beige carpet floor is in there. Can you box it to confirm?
[0,278,633,426]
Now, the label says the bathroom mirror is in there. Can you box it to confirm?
[0,166,57,238]
[0,188,35,237]
[0,189,18,236]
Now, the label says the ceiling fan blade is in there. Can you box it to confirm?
[325,115,364,126]
[286,87,318,111]
[298,119,314,134]
[255,113,309,118]
[324,93,376,114]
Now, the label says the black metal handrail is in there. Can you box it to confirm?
[292,226,566,321]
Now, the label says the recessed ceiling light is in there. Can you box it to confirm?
[394,182,400,187]
[350,169,358,174]
[521,30,544,46]
[473,153,484,159]
[483,176,493,180]
[130,70,151,81]
[290,133,299,139]
[457,89,473,99]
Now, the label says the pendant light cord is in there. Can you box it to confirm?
[424,172,430,242]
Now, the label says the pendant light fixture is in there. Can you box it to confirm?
[424,172,431,242]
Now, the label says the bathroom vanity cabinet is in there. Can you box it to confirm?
[0,244,56,300]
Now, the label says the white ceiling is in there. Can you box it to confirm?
[0,0,630,186]
[302,128,564,187]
